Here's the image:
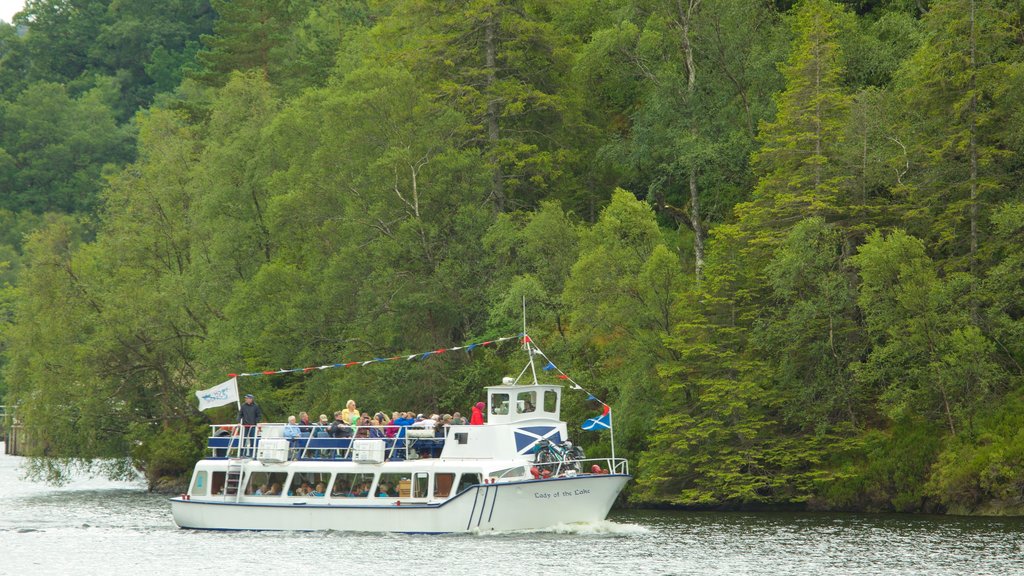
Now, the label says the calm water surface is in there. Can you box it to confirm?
[2,446,1022,575]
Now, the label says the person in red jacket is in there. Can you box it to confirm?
[470,401,485,425]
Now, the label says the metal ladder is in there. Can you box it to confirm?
[225,458,245,502]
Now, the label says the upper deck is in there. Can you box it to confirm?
[206,383,568,464]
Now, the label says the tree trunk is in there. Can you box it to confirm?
[485,16,504,211]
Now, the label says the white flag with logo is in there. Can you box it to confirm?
[195,377,239,411]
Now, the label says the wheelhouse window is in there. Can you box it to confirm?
[244,471,287,496]
[543,390,558,413]
[330,472,375,498]
[517,391,536,414]
[491,393,509,415]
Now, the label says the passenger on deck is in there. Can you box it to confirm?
[452,411,466,425]
[316,414,330,436]
[328,411,353,438]
[283,416,301,440]
[436,414,453,436]
[341,399,359,427]
[470,401,485,425]
[370,412,389,438]
[415,414,437,428]
[356,413,372,438]
[392,412,414,427]
[297,412,313,436]
[238,393,263,455]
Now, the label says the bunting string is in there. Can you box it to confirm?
[526,337,608,408]
[228,333,524,378]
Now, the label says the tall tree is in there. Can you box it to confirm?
[896,0,1024,269]
[378,0,581,212]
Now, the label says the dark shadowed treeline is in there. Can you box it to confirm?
[0,0,1022,513]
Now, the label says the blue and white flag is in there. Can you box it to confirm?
[195,377,239,411]
[582,406,611,431]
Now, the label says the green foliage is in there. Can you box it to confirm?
[927,390,1024,514]
[2,0,1024,514]
[0,80,134,213]
[818,418,943,512]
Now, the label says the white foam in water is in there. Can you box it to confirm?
[474,519,650,536]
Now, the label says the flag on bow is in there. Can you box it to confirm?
[581,405,611,431]
[195,377,239,411]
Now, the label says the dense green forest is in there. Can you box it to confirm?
[1,0,1022,513]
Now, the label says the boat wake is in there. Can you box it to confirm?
[473,519,650,537]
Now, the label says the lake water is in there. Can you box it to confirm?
[2,445,1022,575]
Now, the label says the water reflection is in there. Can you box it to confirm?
[2,448,1022,575]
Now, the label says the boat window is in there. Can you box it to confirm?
[517,391,537,414]
[210,471,226,495]
[489,466,526,479]
[434,473,455,498]
[543,390,558,412]
[456,473,481,494]
[330,472,375,498]
[191,471,208,496]
[377,473,408,498]
[244,471,287,496]
[413,472,429,498]
[288,472,331,497]
[491,393,509,415]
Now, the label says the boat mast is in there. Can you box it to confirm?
[523,296,539,385]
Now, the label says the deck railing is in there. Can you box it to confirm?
[206,423,443,462]
[205,424,630,477]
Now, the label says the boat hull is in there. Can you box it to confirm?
[170,474,630,533]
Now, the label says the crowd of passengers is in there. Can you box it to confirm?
[266,398,487,459]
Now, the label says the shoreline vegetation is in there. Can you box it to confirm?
[1,0,1022,517]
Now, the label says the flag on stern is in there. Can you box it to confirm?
[581,405,611,431]
[195,377,239,411]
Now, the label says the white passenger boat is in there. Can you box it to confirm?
[171,357,630,533]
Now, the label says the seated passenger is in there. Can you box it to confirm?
[297,412,313,436]
[315,414,330,437]
[328,411,353,438]
[283,415,301,440]
[332,479,351,498]
[377,483,392,497]
[355,413,372,438]
[267,482,282,496]
[309,482,326,497]
[294,481,312,496]
[254,483,270,496]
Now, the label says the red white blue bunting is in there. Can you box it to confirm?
[228,334,524,378]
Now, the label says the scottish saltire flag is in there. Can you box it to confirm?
[513,426,563,454]
[195,377,239,411]
[582,405,611,431]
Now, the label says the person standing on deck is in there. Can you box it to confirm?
[470,401,485,425]
[238,393,263,455]
[341,400,359,430]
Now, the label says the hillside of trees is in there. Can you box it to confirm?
[1,0,1022,514]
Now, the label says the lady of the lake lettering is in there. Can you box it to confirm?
[534,488,591,498]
